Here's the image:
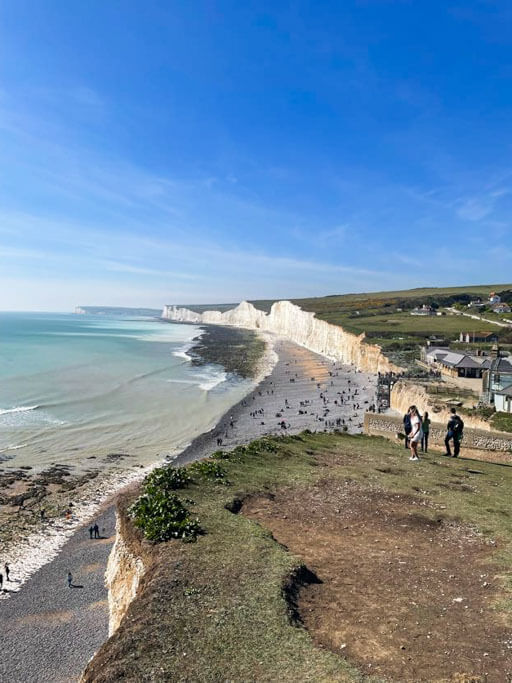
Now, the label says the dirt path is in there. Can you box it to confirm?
[243,481,512,682]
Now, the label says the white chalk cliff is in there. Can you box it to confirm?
[162,300,403,374]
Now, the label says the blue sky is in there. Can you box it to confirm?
[1,1,511,310]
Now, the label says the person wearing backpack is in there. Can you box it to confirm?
[444,408,464,458]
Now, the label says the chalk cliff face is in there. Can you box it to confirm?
[162,300,402,374]
[105,515,147,636]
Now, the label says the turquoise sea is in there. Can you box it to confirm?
[0,313,251,470]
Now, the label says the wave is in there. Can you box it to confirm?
[173,350,192,361]
[0,405,39,416]
[4,442,28,450]
[197,370,227,391]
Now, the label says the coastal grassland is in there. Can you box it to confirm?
[83,432,512,682]
[491,411,512,433]
[190,324,266,379]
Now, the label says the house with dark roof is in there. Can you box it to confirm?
[424,348,486,378]
[459,331,499,344]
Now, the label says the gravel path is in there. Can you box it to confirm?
[0,338,377,682]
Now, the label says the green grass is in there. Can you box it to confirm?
[491,412,512,434]
[84,432,512,683]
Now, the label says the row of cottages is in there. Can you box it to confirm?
[423,346,512,412]
[467,293,511,313]
[487,292,510,313]
[423,348,486,378]
[423,345,512,380]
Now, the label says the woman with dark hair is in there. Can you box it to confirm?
[408,405,423,462]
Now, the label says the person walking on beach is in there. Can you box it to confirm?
[444,408,464,458]
[89,526,94,539]
[408,405,423,462]
[421,411,431,453]
[4,563,10,581]
[93,523,99,539]
[67,571,72,588]
[0,572,3,590]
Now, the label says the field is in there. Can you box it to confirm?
[83,432,512,682]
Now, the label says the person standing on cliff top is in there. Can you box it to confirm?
[408,406,423,462]
[421,412,431,453]
[403,408,412,449]
[444,408,464,458]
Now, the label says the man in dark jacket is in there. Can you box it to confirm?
[403,408,412,449]
[444,408,464,457]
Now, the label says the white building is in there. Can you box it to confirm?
[495,384,512,413]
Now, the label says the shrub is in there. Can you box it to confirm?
[211,449,231,460]
[189,460,228,482]
[144,466,191,492]
[129,491,201,542]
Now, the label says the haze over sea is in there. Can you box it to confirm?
[0,313,251,470]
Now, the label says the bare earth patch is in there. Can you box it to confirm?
[243,481,512,682]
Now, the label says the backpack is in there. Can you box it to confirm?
[403,414,412,432]
[452,415,464,435]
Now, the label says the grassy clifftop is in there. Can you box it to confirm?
[83,432,512,682]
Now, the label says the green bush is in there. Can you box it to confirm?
[189,460,228,482]
[211,449,231,460]
[129,491,201,542]
[144,466,191,492]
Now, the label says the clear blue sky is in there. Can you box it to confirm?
[1,1,511,310]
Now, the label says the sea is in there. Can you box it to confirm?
[0,312,253,471]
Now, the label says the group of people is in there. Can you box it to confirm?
[88,522,100,539]
[403,406,464,462]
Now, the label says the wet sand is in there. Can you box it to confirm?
[0,337,376,683]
